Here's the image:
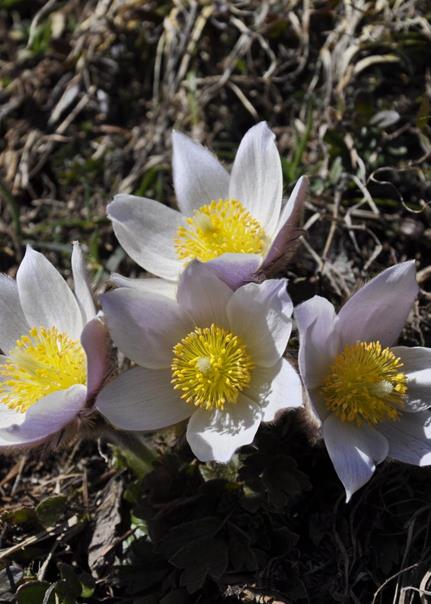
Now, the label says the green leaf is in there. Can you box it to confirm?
[36,496,67,527]
[16,581,55,604]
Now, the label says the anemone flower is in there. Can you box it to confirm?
[0,244,110,450]
[295,261,431,501]
[96,262,303,462]
[107,122,308,291]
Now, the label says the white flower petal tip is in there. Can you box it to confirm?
[323,415,389,502]
[17,245,84,340]
[186,396,262,463]
[72,241,96,323]
[338,260,418,348]
[172,130,229,214]
[229,122,282,235]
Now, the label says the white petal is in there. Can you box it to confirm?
[262,176,308,268]
[186,394,262,462]
[71,242,96,323]
[96,366,192,431]
[229,122,282,235]
[0,403,25,428]
[108,194,184,281]
[247,358,303,422]
[391,346,431,412]
[0,274,29,353]
[0,384,87,448]
[101,288,192,369]
[227,279,293,368]
[16,246,83,339]
[295,296,340,390]
[337,261,418,348]
[323,414,389,502]
[378,411,431,466]
[110,273,177,300]
[177,261,232,329]
[205,253,262,291]
[306,388,330,425]
[172,131,230,215]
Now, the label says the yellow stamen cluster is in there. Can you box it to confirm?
[171,323,254,410]
[321,341,407,426]
[0,326,87,413]
[175,198,267,262]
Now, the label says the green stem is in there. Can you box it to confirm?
[104,428,158,476]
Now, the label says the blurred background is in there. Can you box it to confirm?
[1,1,431,603]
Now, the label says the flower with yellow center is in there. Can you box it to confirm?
[0,327,87,414]
[97,261,303,463]
[295,262,431,501]
[0,244,109,450]
[175,199,268,263]
[108,122,308,291]
[171,324,254,410]
[321,342,407,426]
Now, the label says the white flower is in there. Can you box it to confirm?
[0,244,110,450]
[96,262,303,463]
[295,261,431,501]
[107,122,308,290]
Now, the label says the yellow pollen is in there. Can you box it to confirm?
[171,323,254,411]
[175,198,268,262]
[321,341,407,426]
[0,326,87,413]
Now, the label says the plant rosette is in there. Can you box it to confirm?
[96,262,303,463]
[0,244,110,450]
[107,121,308,293]
[295,261,431,501]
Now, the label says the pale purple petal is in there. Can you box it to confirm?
[229,122,282,236]
[96,366,192,431]
[323,414,389,501]
[205,253,262,290]
[16,246,83,340]
[378,411,431,466]
[261,176,308,269]
[172,131,229,215]
[71,241,96,323]
[0,384,87,448]
[307,388,330,424]
[177,261,232,330]
[186,394,262,462]
[391,346,431,413]
[227,279,292,368]
[337,261,418,348]
[0,274,29,353]
[110,273,177,300]
[81,316,110,400]
[101,288,193,369]
[108,195,184,281]
[295,296,340,389]
[247,358,303,422]
[0,403,25,428]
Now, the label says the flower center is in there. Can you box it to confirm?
[321,341,407,426]
[171,323,254,410]
[174,199,267,262]
[0,326,87,413]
